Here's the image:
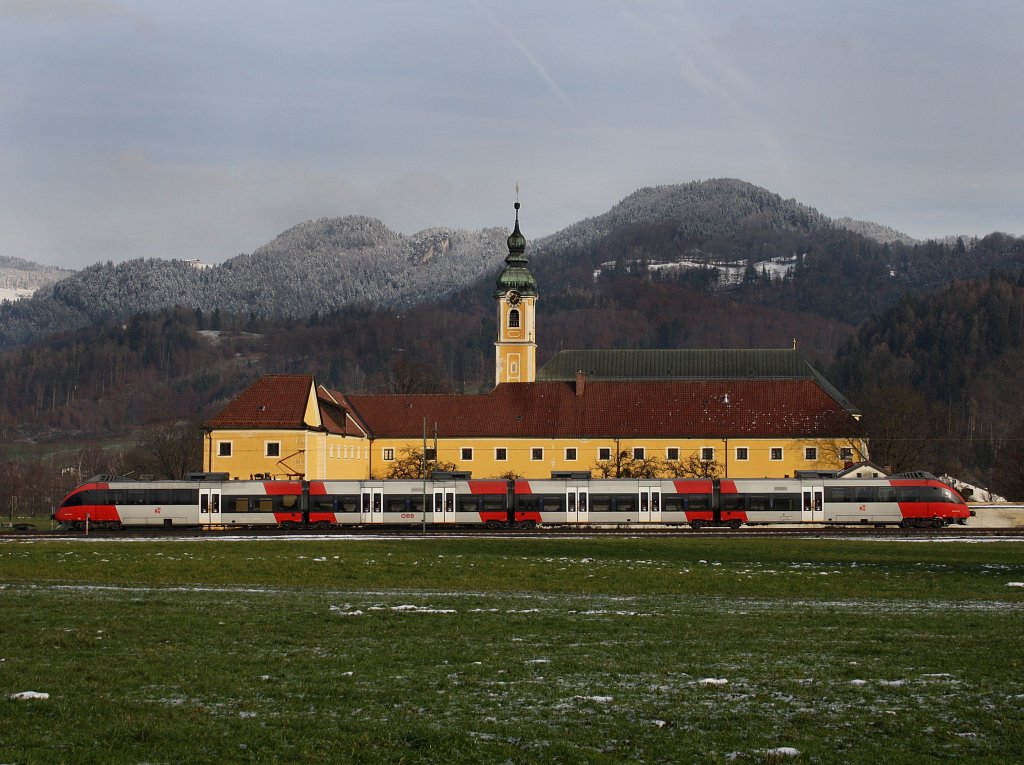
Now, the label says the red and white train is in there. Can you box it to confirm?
[54,472,971,530]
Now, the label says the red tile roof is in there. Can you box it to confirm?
[206,375,317,430]
[342,380,858,439]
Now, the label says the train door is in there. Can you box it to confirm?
[802,486,824,522]
[638,487,661,523]
[432,487,456,524]
[361,487,383,524]
[199,487,221,526]
[566,487,589,524]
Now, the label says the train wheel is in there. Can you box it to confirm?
[520,520,537,530]
[485,520,502,530]
[899,518,914,529]
[690,520,705,530]
[729,520,742,530]
[931,518,945,529]
[315,520,332,530]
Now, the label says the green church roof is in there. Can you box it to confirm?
[537,348,859,415]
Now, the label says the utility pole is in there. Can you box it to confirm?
[421,417,427,533]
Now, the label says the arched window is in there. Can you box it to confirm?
[508,308,520,328]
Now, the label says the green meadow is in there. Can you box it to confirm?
[2,537,1023,764]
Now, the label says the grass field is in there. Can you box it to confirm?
[2,536,1023,764]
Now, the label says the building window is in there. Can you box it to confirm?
[508,308,520,328]
[701,447,715,462]
[839,447,855,462]
[495,448,507,461]
[424,448,436,461]
[531,447,544,461]
[598,447,612,461]
[633,447,645,460]
[666,447,680,461]
[218,442,232,457]
[770,447,783,461]
[735,447,748,461]
[265,442,280,458]
[461,447,473,461]
[565,447,577,461]
[383,448,395,461]
[804,447,818,461]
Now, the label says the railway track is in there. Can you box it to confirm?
[4,524,1024,541]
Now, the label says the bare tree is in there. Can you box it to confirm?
[123,421,204,479]
[664,453,724,479]
[592,450,666,478]
[383,445,457,479]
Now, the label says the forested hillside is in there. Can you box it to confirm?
[0,218,507,347]
[830,272,1024,496]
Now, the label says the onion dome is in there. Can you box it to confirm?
[494,202,538,297]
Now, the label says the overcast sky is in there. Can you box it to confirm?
[2,0,1021,269]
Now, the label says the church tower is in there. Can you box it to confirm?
[494,202,538,386]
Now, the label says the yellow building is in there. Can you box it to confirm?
[205,204,867,480]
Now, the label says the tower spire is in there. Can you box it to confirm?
[494,198,538,386]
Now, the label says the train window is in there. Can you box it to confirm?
[311,498,334,513]
[172,490,198,504]
[280,494,299,510]
[540,495,564,513]
[684,494,711,510]
[458,496,481,513]
[615,496,636,514]
[257,497,273,512]
[854,486,877,502]
[896,487,922,503]
[590,495,612,513]
[721,495,746,511]
[878,487,897,502]
[226,497,249,512]
[748,496,769,512]
[663,497,684,513]
[386,498,408,513]
[773,497,797,512]
[482,497,506,513]
[826,487,853,503]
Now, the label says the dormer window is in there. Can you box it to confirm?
[508,308,520,328]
